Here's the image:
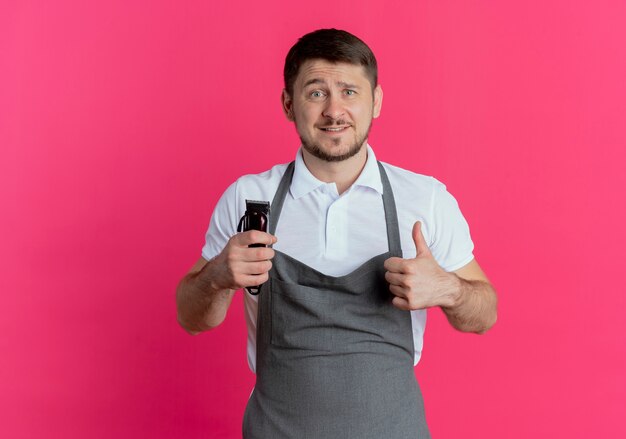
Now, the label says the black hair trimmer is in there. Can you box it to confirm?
[237,200,270,295]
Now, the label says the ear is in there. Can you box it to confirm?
[281,89,295,121]
[372,85,383,119]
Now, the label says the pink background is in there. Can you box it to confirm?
[2,1,625,437]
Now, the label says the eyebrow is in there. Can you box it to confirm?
[302,78,360,89]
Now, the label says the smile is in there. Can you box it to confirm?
[319,126,350,132]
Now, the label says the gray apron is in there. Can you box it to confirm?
[243,161,431,439]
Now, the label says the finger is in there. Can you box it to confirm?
[412,221,431,257]
[239,246,275,262]
[238,272,270,288]
[388,283,410,299]
[391,295,411,311]
[239,259,273,275]
[385,271,408,287]
[234,230,277,247]
[384,256,406,273]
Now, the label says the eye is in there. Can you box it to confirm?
[344,89,356,96]
[310,90,325,99]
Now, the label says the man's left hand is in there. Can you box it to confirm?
[384,221,460,311]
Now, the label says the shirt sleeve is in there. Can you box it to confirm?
[201,180,241,261]
[429,179,475,272]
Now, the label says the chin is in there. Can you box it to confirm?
[302,140,365,163]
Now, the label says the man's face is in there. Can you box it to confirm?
[282,59,383,162]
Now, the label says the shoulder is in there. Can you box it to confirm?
[232,161,291,201]
[377,160,466,256]
[379,160,444,203]
[203,161,292,257]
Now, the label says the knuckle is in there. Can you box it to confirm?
[230,234,244,246]
[386,257,398,268]
[403,261,416,275]
[390,285,403,297]
[226,252,238,265]
[251,230,264,242]
[406,294,420,309]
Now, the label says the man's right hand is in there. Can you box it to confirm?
[176,231,277,334]
[208,230,277,291]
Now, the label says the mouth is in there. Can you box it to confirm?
[318,125,351,133]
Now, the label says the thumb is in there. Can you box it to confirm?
[412,221,431,258]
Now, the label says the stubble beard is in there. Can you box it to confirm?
[300,121,372,163]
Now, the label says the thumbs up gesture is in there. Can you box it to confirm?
[384,221,460,311]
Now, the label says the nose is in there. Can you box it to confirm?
[322,94,345,120]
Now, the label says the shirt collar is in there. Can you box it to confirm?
[290,144,383,199]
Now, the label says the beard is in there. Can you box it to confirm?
[300,120,372,163]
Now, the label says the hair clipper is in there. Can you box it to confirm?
[237,200,271,295]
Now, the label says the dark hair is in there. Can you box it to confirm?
[283,28,378,96]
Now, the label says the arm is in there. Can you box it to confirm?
[176,231,276,335]
[442,259,497,334]
[384,221,497,334]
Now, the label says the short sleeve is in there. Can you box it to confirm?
[429,180,475,272]
[201,180,241,261]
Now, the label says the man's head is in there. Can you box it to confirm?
[282,29,383,163]
[283,29,378,97]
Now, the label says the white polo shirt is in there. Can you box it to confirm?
[202,145,474,372]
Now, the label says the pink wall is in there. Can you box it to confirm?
[2,1,625,437]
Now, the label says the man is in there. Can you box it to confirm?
[177,29,497,438]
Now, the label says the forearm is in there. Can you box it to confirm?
[441,275,498,334]
[176,260,236,335]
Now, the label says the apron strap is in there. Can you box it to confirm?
[269,161,295,236]
[378,162,402,256]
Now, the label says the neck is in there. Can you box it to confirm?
[301,144,369,195]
